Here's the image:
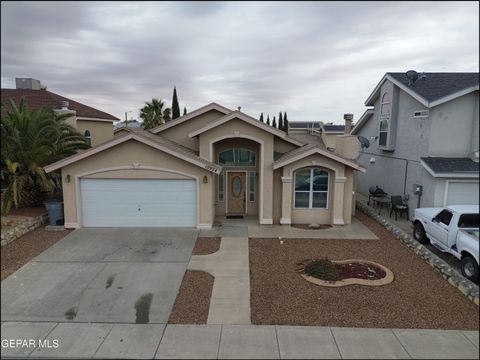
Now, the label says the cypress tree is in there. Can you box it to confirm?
[259,113,264,123]
[266,115,270,126]
[279,112,284,131]
[272,116,277,128]
[171,86,180,119]
[284,112,289,134]
[183,106,187,115]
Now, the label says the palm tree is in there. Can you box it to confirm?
[1,98,89,215]
[139,98,171,130]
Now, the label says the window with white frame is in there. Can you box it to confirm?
[294,168,329,209]
[380,92,391,115]
[378,119,389,146]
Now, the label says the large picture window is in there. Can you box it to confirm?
[294,168,329,209]
[218,148,256,166]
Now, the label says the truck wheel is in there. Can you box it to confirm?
[461,256,479,284]
[413,222,428,244]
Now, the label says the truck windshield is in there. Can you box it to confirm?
[458,214,480,228]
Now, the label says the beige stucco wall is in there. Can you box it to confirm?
[274,138,297,154]
[321,133,339,149]
[76,120,114,146]
[213,138,260,217]
[160,109,227,150]
[61,139,214,228]
[281,154,355,225]
[197,118,275,224]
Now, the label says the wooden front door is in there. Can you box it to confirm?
[227,172,246,216]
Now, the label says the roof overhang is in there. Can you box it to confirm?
[44,133,222,174]
[420,159,479,178]
[150,102,232,134]
[188,111,304,146]
[273,146,367,173]
[76,116,117,123]
[351,108,374,135]
[364,74,479,108]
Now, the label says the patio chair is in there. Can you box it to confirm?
[389,195,409,221]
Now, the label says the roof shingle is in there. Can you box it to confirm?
[421,157,479,174]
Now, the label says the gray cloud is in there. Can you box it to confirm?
[1,1,478,123]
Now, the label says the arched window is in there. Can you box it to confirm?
[294,168,329,209]
[218,148,256,166]
[380,92,391,115]
[84,130,92,146]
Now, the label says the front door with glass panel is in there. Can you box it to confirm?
[227,172,246,216]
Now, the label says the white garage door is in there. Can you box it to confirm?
[81,179,196,227]
[446,181,479,206]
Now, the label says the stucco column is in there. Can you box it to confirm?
[333,176,347,225]
[280,176,292,225]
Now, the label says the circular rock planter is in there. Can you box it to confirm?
[296,258,394,287]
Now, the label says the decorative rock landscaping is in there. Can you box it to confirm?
[1,213,48,247]
[356,201,479,306]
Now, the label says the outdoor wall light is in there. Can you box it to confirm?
[203,175,208,184]
[65,174,71,183]
[369,157,376,164]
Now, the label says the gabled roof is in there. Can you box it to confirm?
[365,72,479,108]
[1,88,119,121]
[150,102,232,133]
[188,111,304,146]
[351,108,374,135]
[44,132,222,174]
[420,157,479,178]
[273,143,367,172]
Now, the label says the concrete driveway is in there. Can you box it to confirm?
[1,228,198,324]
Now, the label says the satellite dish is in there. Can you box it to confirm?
[406,70,419,86]
[357,136,370,150]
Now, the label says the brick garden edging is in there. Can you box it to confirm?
[1,213,48,247]
[356,201,480,306]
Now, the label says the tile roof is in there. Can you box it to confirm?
[421,157,479,174]
[388,72,479,103]
[1,88,119,121]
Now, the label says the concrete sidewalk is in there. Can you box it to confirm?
[1,322,478,359]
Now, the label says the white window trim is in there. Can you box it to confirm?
[380,92,391,115]
[293,168,329,209]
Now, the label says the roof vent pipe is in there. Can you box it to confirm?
[60,100,69,110]
[343,113,353,134]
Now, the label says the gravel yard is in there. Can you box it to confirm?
[192,237,221,255]
[250,210,479,330]
[1,227,72,281]
[168,270,214,324]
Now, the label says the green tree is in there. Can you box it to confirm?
[1,98,89,215]
[266,115,270,126]
[272,116,277,128]
[278,112,284,131]
[259,113,264,123]
[183,106,187,116]
[171,87,180,120]
[139,98,171,130]
[284,112,289,134]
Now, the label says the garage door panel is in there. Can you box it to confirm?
[81,179,197,227]
[446,182,479,206]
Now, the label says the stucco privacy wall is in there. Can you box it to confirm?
[198,118,275,224]
[76,120,114,146]
[282,154,353,225]
[159,109,227,150]
[61,139,214,228]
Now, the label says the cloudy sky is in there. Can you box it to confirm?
[1,1,478,124]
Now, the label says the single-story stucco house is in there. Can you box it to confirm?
[44,103,366,229]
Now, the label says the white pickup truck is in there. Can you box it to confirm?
[413,205,479,283]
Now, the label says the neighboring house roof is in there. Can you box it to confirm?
[44,131,221,174]
[1,88,120,121]
[322,124,345,133]
[115,120,142,129]
[287,133,326,147]
[365,72,479,108]
[188,111,304,147]
[288,121,322,130]
[150,102,232,133]
[351,108,374,135]
[420,157,480,178]
[273,143,367,172]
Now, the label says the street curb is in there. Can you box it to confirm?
[356,201,479,306]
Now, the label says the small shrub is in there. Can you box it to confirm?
[303,257,340,281]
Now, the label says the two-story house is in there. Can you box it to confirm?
[1,78,119,146]
[352,71,479,217]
